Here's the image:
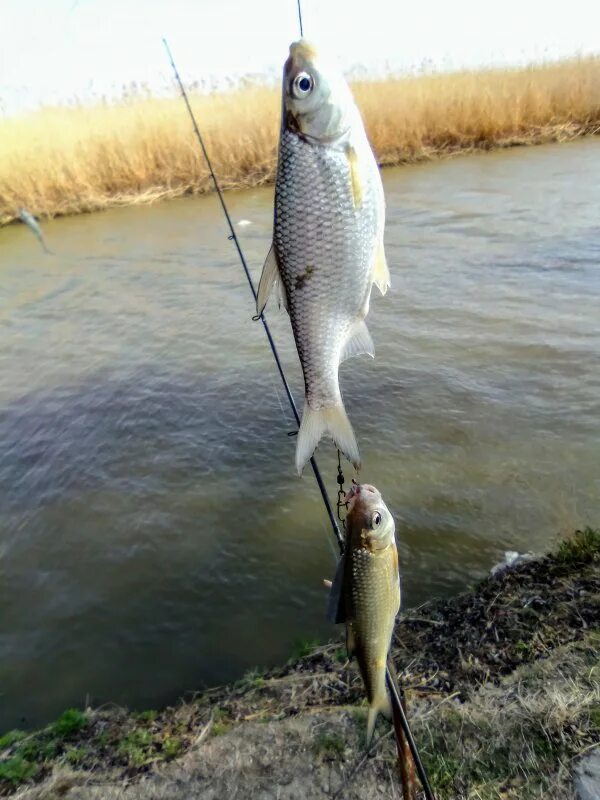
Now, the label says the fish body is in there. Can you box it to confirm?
[18,208,53,255]
[339,483,400,744]
[257,40,389,474]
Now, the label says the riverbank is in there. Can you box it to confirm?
[1,528,598,799]
[1,56,599,226]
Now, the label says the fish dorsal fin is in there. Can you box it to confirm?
[256,244,286,316]
[372,237,390,296]
[326,555,347,624]
[341,319,375,362]
[345,144,363,210]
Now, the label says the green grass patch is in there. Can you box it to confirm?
[95,731,110,748]
[210,708,232,737]
[587,704,600,730]
[116,729,153,766]
[64,746,88,765]
[312,731,345,761]
[17,737,58,761]
[132,710,158,722]
[162,737,183,759]
[290,637,319,661]
[235,668,266,691]
[51,708,87,738]
[0,708,92,791]
[0,756,38,786]
[0,730,26,750]
[211,720,231,737]
[556,527,600,564]
[420,751,461,795]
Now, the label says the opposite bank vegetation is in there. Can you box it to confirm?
[1,528,598,800]
[1,56,600,226]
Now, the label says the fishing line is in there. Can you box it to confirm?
[162,38,343,552]
[296,0,304,36]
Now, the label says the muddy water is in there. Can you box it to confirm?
[1,139,599,729]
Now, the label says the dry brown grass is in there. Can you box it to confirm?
[413,636,600,798]
[1,56,600,225]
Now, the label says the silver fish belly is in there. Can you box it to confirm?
[274,130,379,409]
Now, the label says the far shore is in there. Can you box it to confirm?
[1,55,599,227]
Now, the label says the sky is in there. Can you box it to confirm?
[1,0,599,115]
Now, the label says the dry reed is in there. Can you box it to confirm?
[1,56,599,225]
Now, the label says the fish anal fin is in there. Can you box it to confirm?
[346,145,363,210]
[372,237,390,296]
[256,244,282,316]
[341,319,374,362]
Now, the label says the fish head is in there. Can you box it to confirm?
[345,483,395,552]
[282,39,356,143]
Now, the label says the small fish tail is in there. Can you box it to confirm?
[295,401,360,475]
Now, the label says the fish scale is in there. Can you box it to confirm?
[274,128,380,410]
[347,544,399,703]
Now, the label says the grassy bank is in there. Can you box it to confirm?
[1,56,600,226]
[1,528,598,799]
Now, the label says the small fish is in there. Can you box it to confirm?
[18,208,53,255]
[328,483,400,744]
[256,40,389,474]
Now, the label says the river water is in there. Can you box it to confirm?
[1,139,599,730]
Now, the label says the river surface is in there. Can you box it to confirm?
[1,139,599,730]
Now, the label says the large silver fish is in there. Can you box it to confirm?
[328,483,401,745]
[257,40,389,474]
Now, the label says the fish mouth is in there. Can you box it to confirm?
[345,483,379,508]
[286,39,318,73]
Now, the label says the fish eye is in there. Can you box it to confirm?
[371,511,382,528]
[292,72,314,98]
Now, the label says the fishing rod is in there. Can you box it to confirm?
[163,34,436,800]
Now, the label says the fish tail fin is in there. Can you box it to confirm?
[366,682,392,747]
[295,401,360,475]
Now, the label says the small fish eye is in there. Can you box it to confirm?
[372,511,382,528]
[293,72,314,97]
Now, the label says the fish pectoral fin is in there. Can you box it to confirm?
[346,144,363,210]
[341,319,375,362]
[345,623,356,657]
[372,237,390,296]
[326,555,347,624]
[391,547,402,614]
[256,244,286,316]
